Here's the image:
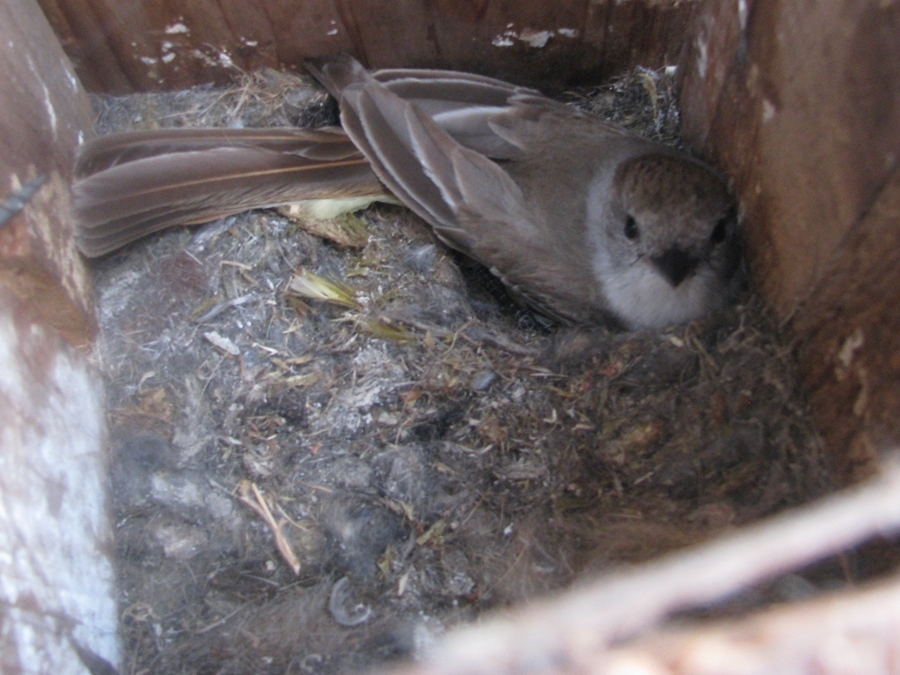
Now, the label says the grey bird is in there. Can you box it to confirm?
[72,54,739,330]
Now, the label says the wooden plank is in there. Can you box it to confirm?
[35,0,697,92]
[608,575,900,674]
[0,0,96,346]
[424,0,590,87]
[682,0,900,319]
[260,0,358,75]
[335,0,439,70]
[0,288,116,675]
[38,0,134,91]
[0,5,115,673]
[0,0,119,675]
[679,0,900,479]
[384,465,900,675]
[583,0,693,82]
[677,0,746,153]
[793,167,900,480]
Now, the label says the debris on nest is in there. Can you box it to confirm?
[89,67,837,675]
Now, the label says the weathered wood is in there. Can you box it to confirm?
[677,0,744,155]
[686,0,900,317]
[679,0,900,479]
[0,289,116,675]
[794,169,900,480]
[36,0,693,93]
[0,0,96,346]
[0,5,115,673]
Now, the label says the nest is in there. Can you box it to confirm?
[89,66,839,675]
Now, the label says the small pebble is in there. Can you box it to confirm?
[471,370,497,391]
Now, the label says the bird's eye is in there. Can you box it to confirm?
[710,218,728,245]
[624,215,639,240]
[711,206,736,245]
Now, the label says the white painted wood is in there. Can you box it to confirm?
[0,294,117,674]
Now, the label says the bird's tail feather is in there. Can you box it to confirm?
[72,127,385,257]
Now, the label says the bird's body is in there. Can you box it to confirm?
[73,54,739,330]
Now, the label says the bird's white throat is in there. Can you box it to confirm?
[600,260,722,330]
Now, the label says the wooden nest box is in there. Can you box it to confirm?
[1,0,898,672]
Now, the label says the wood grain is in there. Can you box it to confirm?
[0,0,96,346]
[679,0,900,479]
[35,0,693,93]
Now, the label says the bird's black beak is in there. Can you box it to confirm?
[652,248,699,287]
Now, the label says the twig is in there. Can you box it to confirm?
[237,480,301,575]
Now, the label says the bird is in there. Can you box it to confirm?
[72,53,740,330]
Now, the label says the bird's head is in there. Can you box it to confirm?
[590,152,740,330]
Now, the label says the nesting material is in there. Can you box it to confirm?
[91,68,837,675]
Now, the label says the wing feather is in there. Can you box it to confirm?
[312,59,539,260]
[75,127,359,177]
[73,134,384,257]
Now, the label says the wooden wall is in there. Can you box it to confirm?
[2,0,96,346]
[679,0,900,480]
[37,0,694,93]
[0,3,116,673]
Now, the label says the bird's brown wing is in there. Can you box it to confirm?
[308,55,547,161]
[372,68,539,159]
[374,66,633,157]
[305,55,539,256]
[73,127,384,257]
[75,126,365,176]
[306,54,614,322]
